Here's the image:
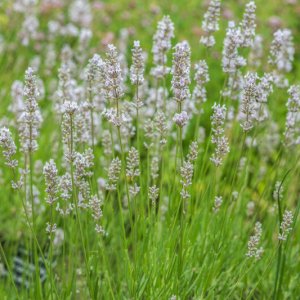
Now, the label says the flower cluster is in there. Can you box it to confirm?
[106,157,121,191]
[101,44,124,103]
[239,72,259,132]
[269,29,294,73]
[278,210,293,241]
[240,1,256,47]
[213,196,223,213]
[19,67,42,153]
[151,15,174,78]
[171,41,191,104]
[284,85,300,146]
[130,40,145,86]
[192,60,210,112]
[0,127,18,168]
[222,22,246,74]
[210,103,230,166]
[246,222,264,260]
[200,0,221,47]
[43,159,59,205]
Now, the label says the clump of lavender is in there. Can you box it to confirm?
[19,67,42,153]
[210,103,230,166]
[105,157,122,191]
[0,127,18,168]
[246,222,264,259]
[222,22,246,75]
[240,1,256,47]
[200,0,221,47]
[239,72,259,132]
[43,159,59,205]
[192,60,210,113]
[269,29,294,74]
[213,196,223,213]
[284,85,300,146]
[278,210,293,241]
[151,15,174,78]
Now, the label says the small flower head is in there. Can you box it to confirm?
[151,15,175,78]
[269,29,294,73]
[240,1,256,47]
[210,103,230,166]
[0,127,18,168]
[172,41,191,104]
[213,196,223,213]
[278,210,293,241]
[130,40,145,85]
[173,111,189,127]
[246,222,264,260]
[106,157,121,191]
[200,0,221,47]
[43,159,59,205]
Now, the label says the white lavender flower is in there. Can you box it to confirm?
[240,1,256,47]
[173,111,189,127]
[171,41,191,104]
[46,222,57,234]
[284,85,300,146]
[149,185,159,207]
[269,29,294,73]
[126,147,140,180]
[151,15,175,78]
[246,222,264,259]
[130,40,145,86]
[213,196,223,213]
[187,141,199,163]
[180,160,194,199]
[278,210,293,241]
[89,194,106,234]
[222,22,246,74]
[257,73,273,104]
[61,101,78,162]
[43,159,59,205]
[101,44,124,103]
[192,60,209,112]
[0,127,18,168]
[239,72,259,131]
[69,0,92,28]
[86,54,102,86]
[210,103,230,166]
[273,181,284,201]
[154,111,168,146]
[200,0,221,47]
[19,67,42,153]
[106,157,121,191]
